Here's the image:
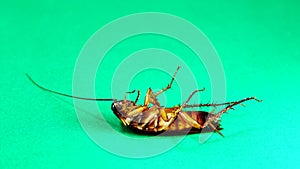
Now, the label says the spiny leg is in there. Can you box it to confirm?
[144,88,160,107]
[154,66,181,97]
[134,90,140,104]
[180,88,206,110]
[182,96,261,136]
[144,65,180,107]
[173,110,224,137]
[139,107,161,128]
[160,88,205,130]
[208,123,224,137]
[123,89,141,105]
[185,97,263,108]
[176,89,228,137]
[204,97,262,127]
[124,90,135,100]
[185,101,243,108]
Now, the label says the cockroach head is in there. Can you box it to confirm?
[111,100,135,117]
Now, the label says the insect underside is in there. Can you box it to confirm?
[111,66,261,137]
[27,66,261,137]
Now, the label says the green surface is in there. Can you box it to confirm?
[1,0,300,168]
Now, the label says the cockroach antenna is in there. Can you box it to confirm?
[26,73,116,102]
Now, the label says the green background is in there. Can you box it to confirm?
[1,0,299,168]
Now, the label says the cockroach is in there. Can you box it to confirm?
[26,66,261,137]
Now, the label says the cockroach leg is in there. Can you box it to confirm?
[144,88,150,106]
[185,102,236,108]
[124,90,135,100]
[208,123,224,137]
[181,88,206,109]
[123,89,140,105]
[144,88,160,106]
[160,88,205,131]
[175,88,206,117]
[126,106,148,117]
[179,112,202,128]
[154,65,181,97]
[185,101,249,108]
[124,90,136,101]
[134,90,141,105]
[204,97,262,127]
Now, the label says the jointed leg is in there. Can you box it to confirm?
[144,66,181,107]
[186,97,262,108]
[154,66,181,97]
[124,90,141,105]
[178,88,206,112]
[165,95,260,137]
[134,90,140,104]
[185,102,239,108]
[179,108,223,137]
[203,97,262,127]
[160,88,205,130]
[124,90,136,100]
[192,97,261,136]
[166,110,224,137]
[144,88,160,106]
[208,123,224,137]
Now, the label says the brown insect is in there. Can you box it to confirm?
[26,66,261,137]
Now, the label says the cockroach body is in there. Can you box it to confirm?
[26,66,261,137]
[112,100,221,135]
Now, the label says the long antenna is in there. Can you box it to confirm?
[26,74,116,101]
